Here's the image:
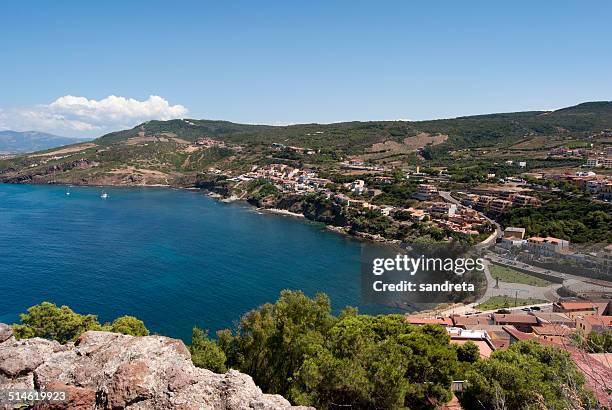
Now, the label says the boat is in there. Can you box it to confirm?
[100,191,109,199]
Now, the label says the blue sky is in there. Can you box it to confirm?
[1,1,611,137]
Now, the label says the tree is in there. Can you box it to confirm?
[456,341,480,363]
[190,327,227,373]
[221,290,335,395]
[586,330,612,353]
[219,291,457,409]
[392,168,405,183]
[460,341,597,410]
[12,302,102,343]
[109,315,149,336]
[12,302,149,343]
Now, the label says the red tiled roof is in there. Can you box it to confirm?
[558,302,598,310]
[491,339,510,349]
[405,317,453,326]
[451,315,492,327]
[502,325,536,341]
[582,315,612,327]
[493,314,538,324]
[537,339,612,406]
[451,339,494,358]
[532,324,572,336]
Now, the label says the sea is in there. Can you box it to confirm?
[0,184,390,341]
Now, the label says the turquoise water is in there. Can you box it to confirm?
[0,184,377,341]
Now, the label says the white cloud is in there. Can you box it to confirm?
[0,95,188,137]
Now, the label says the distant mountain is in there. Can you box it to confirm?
[0,130,89,153]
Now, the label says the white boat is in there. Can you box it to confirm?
[100,191,109,199]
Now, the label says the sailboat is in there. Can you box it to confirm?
[100,191,109,199]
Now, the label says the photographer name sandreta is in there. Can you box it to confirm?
[372,280,475,292]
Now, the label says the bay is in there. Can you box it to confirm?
[0,184,384,341]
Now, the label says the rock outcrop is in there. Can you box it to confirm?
[0,324,309,409]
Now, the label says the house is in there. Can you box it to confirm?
[511,194,540,207]
[464,324,512,348]
[576,315,612,334]
[503,227,525,240]
[586,180,603,194]
[333,193,351,205]
[446,328,496,358]
[373,176,394,184]
[461,193,480,207]
[502,325,536,344]
[493,314,538,332]
[600,182,612,200]
[553,301,604,318]
[531,312,575,328]
[500,227,526,248]
[451,315,492,328]
[532,324,573,343]
[396,207,426,221]
[408,207,426,221]
[526,236,570,256]
[405,317,454,326]
[488,199,512,213]
[351,179,366,195]
[586,158,600,167]
[414,184,438,201]
[428,202,457,217]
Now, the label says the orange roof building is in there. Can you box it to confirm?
[405,317,454,326]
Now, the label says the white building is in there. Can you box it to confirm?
[351,179,366,195]
[586,158,600,167]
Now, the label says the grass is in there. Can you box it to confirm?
[476,296,547,311]
[489,264,552,287]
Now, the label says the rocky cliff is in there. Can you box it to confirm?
[0,324,309,409]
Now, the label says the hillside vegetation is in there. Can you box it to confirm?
[1,101,611,186]
[99,101,612,152]
[12,293,599,410]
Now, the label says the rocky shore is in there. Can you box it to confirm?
[0,323,309,410]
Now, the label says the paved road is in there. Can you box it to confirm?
[487,254,578,282]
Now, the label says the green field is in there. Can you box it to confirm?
[489,264,552,287]
[476,296,547,311]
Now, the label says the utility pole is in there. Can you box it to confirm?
[515,290,518,307]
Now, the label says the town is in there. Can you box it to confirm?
[195,137,612,407]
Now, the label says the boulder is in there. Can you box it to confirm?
[0,324,311,409]
[0,324,12,343]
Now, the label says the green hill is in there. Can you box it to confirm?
[1,101,610,186]
[97,101,612,153]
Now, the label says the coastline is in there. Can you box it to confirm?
[257,207,305,219]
